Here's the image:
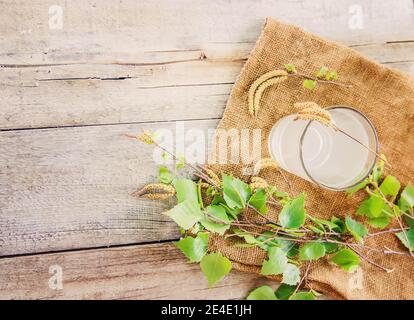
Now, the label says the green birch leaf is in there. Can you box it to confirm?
[331,216,346,233]
[345,216,368,243]
[222,174,251,209]
[307,225,324,235]
[308,216,338,230]
[197,181,204,209]
[290,291,316,300]
[200,205,230,235]
[279,193,306,229]
[393,205,402,217]
[275,284,296,300]
[158,166,173,184]
[249,189,268,214]
[303,79,317,90]
[220,203,241,220]
[173,179,199,204]
[246,286,277,300]
[395,228,414,251]
[330,248,360,272]
[205,204,230,222]
[322,242,340,254]
[299,242,326,261]
[398,185,414,212]
[405,216,414,228]
[260,247,288,276]
[175,155,186,170]
[282,263,301,285]
[173,233,208,263]
[200,252,232,288]
[346,178,369,195]
[211,194,225,205]
[367,216,391,229]
[256,233,298,256]
[286,243,300,258]
[326,70,338,81]
[267,185,289,199]
[371,156,385,182]
[232,229,261,246]
[232,178,251,202]
[254,232,279,251]
[356,195,385,218]
[164,200,203,230]
[316,66,328,79]
[284,63,296,74]
[379,175,401,197]
[161,151,169,161]
[175,162,184,170]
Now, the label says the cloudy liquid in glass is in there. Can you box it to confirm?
[268,108,373,189]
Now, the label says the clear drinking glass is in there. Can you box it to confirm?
[268,106,378,191]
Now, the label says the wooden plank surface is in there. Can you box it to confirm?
[0,242,278,300]
[0,119,219,256]
[1,0,414,129]
[1,0,413,62]
[0,47,413,130]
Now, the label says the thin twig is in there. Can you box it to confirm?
[348,245,394,273]
[266,200,281,208]
[278,169,293,194]
[345,242,411,257]
[291,261,312,297]
[367,227,410,237]
[125,133,216,187]
[396,215,414,257]
[333,125,391,169]
[287,73,353,88]
[383,246,411,256]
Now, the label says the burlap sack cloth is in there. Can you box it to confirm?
[207,18,414,300]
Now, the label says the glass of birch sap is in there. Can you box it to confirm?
[268,106,378,191]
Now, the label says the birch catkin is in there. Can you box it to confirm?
[248,70,288,117]
[254,158,279,174]
[294,102,333,127]
[249,176,269,190]
[205,168,221,186]
[132,183,175,200]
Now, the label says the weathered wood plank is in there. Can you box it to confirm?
[1,0,413,65]
[0,242,278,300]
[1,0,413,129]
[0,119,218,256]
[1,55,413,129]
[354,42,414,63]
[0,63,237,129]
